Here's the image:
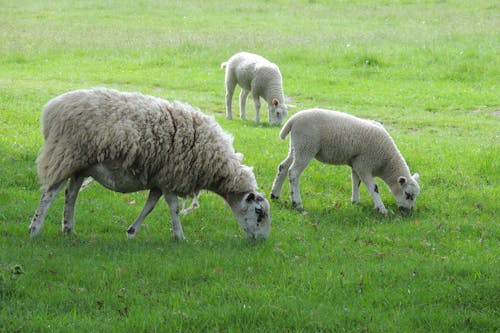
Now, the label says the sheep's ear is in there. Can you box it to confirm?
[412,173,420,181]
[272,98,279,106]
[286,103,296,108]
[398,176,407,186]
[245,192,256,202]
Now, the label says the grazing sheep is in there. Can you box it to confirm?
[29,88,271,240]
[270,108,420,214]
[221,52,288,126]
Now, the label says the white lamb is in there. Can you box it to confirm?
[270,108,420,214]
[221,52,288,126]
[29,88,271,240]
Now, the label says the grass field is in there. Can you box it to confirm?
[1,0,499,331]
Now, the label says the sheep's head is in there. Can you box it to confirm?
[268,98,288,126]
[393,173,420,211]
[229,192,270,239]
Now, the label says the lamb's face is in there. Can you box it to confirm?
[234,192,271,239]
[394,173,421,211]
[269,99,288,126]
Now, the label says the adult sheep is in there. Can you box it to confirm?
[221,52,288,126]
[29,88,271,240]
[270,108,420,214]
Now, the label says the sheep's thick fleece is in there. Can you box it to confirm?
[37,88,256,196]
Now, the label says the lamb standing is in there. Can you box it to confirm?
[29,88,271,240]
[270,108,420,214]
[221,52,288,126]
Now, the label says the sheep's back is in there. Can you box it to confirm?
[37,88,247,195]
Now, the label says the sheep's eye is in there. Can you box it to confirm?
[405,192,414,201]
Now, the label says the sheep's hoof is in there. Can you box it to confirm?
[376,207,388,215]
[62,226,73,234]
[126,227,137,239]
[270,194,279,200]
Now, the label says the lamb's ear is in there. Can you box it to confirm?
[412,173,420,181]
[286,103,296,108]
[272,98,279,106]
[398,176,407,186]
[245,192,256,202]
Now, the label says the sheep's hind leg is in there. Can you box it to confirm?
[225,78,237,120]
[271,153,294,200]
[62,176,85,234]
[288,156,312,212]
[29,180,67,236]
[252,92,261,123]
[165,193,185,240]
[126,188,162,239]
[239,89,249,120]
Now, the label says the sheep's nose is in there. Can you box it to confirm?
[399,206,412,214]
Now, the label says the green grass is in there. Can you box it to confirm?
[1,0,499,331]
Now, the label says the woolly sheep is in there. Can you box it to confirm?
[221,52,288,126]
[270,108,420,214]
[29,88,271,240]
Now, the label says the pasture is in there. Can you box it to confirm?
[1,0,498,331]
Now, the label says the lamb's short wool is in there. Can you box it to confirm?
[270,108,420,214]
[29,88,270,239]
[221,52,288,126]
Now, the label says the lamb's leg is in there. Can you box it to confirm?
[271,153,294,200]
[239,89,249,120]
[126,188,162,239]
[351,169,361,204]
[29,180,67,236]
[252,92,261,124]
[288,156,312,212]
[180,192,200,215]
[62,175,85,234]
[165,193,185,240]
[357,173,387,215]
[225,78,237,120]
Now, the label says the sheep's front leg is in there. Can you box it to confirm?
[271,153,294,200]
[239,89,249,120]
[351,169,361,204]
[252,92,261,123]
[358,173,387,215]
[29,180,67,236]
[62,176,85,234]
[165,193,185,240]
[126,188,162,238]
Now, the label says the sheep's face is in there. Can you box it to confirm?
[394,173,421,211]
[269,98,288,126]
[234,192,271,239]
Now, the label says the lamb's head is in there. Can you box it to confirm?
[268,98,288,126]
[228,192,270,239]
[393,173,421,211]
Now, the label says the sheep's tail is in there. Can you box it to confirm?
[279,117,294,140]
[220,62,227,69]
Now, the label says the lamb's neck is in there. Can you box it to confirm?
[380,152,412,188]
[263,81,285,104]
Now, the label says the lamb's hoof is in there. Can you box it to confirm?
[126,227,137,239]
[376,207,388,215]
[292,201,304,212]
[28,225,40,237]
[270,194,279,200]
[173,234,186,241]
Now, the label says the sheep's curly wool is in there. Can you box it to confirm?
[37,88,256,195]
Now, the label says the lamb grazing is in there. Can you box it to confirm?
[29,88,271,240]
[270,108,420,214]
[221,52,288,126]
